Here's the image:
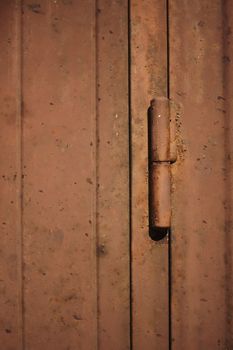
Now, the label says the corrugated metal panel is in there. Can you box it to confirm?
[0,1,130,349]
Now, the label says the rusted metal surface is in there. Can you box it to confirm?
[0,1,130,349]
[2,1,233,349]
[22,1,98,349]
[96,0,130,349]
[131,1,169,349]
[170,0,233,348]
[0,1,23,349]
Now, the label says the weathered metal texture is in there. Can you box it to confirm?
[96,0,130,349]
[0,1,130,349]
[22,1,98,349]
[131,0,169,349]
[0,1,23,349]
[170,0,233,348]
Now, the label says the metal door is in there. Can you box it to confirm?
[0,1,233,350]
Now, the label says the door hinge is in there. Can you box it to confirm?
[148,97,177,239]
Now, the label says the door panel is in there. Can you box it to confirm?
[130,1,169,349]
[0,1,129,349]
[170,0,233,348]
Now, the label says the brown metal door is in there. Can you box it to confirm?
[1,1,233,350]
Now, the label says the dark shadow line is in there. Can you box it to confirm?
[221,0,233,347]
[18,1,25,348]
[95,0,100,348]
[166,0,172,349]
[128,1,133,349]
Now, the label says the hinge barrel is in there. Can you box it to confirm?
[150,162,171,228]
[149,97,170,162]
[148,97,176,233]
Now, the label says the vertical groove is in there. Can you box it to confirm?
[16,0,25,349]
[166,0,172,350]
[221,1,233,346]
[166,0,170,100]
[128,1,133,349]
[95,0,100,348]
[168,228,172,350]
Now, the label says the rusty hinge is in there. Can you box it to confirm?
[148,97,177,240]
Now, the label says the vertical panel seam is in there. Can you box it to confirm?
[95,0,100,349]
[128,0,133,349]
[166,0,170,100]
[166,1,172,349]
[16,0,25,349]
[221,0,233,346]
